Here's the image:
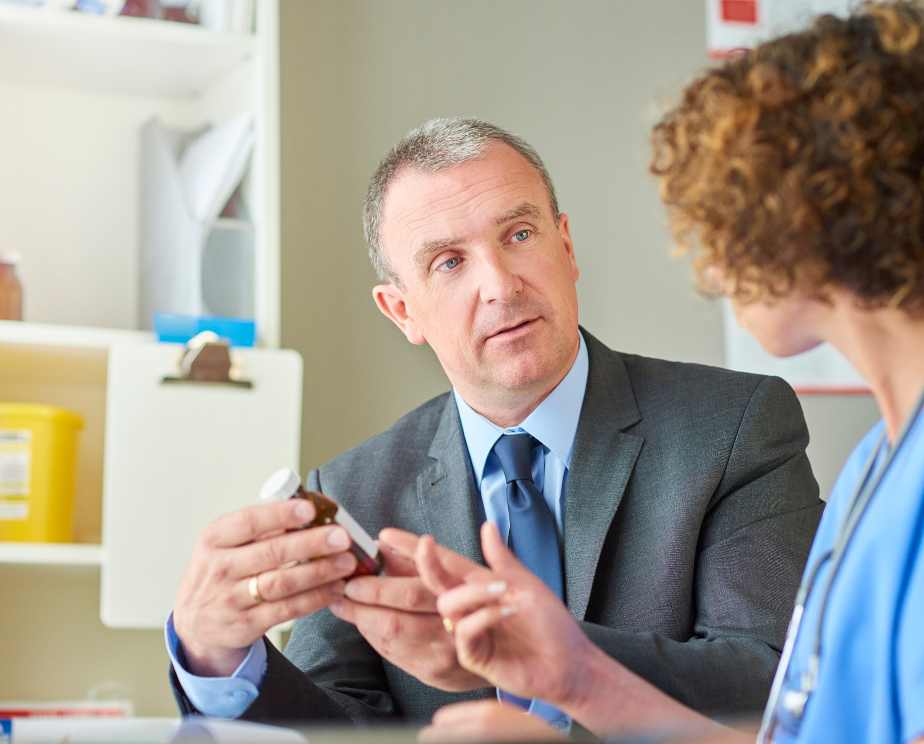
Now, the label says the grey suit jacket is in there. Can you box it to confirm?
[172,330,822,725]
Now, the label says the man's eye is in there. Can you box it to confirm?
[512,229,531,243]
[437,256,461,272]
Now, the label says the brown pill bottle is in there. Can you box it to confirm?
[0,254,23,321]
[259,468,382,577]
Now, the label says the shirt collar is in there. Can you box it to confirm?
[454,333,589,482]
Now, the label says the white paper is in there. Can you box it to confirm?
[178,113,255,225]
[9,717,308,744]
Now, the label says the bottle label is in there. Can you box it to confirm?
[333,505,379,562]
[0,430,31,520]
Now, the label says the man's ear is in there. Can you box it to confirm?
[558,212,580,282]
[373,283,426,345]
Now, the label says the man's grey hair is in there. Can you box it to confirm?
[363,117,560,284]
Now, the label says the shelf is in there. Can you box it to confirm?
[0,541,102,567]
[0,321,153,350]
[0,5,255,99]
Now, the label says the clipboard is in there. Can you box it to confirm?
[99,342,302,628]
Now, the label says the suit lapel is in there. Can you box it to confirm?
[564,331,644,621]
[417,395,486,566]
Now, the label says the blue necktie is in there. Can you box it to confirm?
[492,433,565,714]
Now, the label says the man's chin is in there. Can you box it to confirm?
[486,356,563,396]
[754,333,823,358]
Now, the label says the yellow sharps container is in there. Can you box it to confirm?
[0,403,83,542]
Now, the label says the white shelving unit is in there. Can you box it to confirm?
[1,322,141,555]
[0,541,103,567]
[0,4,282,714]
[0,2,280,344]
[0,3,255,98]
[0,319,152,349]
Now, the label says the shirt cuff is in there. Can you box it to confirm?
[165,612,267,718]
[496,689,572,732]
[528,699,572,732]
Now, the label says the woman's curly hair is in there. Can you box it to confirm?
[651,1,924,313]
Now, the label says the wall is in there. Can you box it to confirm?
[279,0,879,500]
[0,567,175,714]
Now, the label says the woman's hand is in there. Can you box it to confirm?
[415,520,598,708]
[409,522,729,740]
[419,701,566,743]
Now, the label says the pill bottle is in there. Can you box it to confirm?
[0,254,23,321]
[259,468,382,576]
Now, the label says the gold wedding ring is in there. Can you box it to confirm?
[247,574,265,605]
[442,616,454,634]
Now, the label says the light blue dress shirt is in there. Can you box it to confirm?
[167,335,589,723]
[767,405,924,743]
[165,612,265,717]
[453,335,588,730]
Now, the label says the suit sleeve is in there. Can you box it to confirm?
[168,640,358,723]
[236,467,399,724]
[582,375,823,715]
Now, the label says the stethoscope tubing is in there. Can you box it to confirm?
[757,388,924,743]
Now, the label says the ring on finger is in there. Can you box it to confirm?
[442,616,454,634]
[248,574,266,605]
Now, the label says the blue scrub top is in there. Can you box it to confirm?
[769,407,924,743]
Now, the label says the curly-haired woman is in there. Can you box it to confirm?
[413,3,924,742]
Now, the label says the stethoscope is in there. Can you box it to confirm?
[756,388,924,743]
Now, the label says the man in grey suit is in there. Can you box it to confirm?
[168,118,822,728]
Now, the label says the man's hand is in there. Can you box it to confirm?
[419,701,566,743]
[173,499,358,677]
[327,529,488,692]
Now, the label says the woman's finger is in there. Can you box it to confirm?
[416,534,467,595]
[436,578,508,620]
[453,603,519,663]
[480,520,533,578]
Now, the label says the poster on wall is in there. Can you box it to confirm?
[707,0,854,58]
[709,0,868,394]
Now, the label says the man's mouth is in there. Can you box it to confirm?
[485,317,539,342]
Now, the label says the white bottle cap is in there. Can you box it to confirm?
[259,467,301,503]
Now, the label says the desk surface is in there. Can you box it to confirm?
[7,718,425,744]
[7,716,717,744]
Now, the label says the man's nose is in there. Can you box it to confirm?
[477,252,523,304]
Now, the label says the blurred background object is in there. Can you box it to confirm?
[0,403,83,543]
[156,0,194,24]
[0,254,23,321]
[138,114,255,330]
[117,0,157,18]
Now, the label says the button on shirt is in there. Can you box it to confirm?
[166,335,588,722]
[453,335,588,729]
